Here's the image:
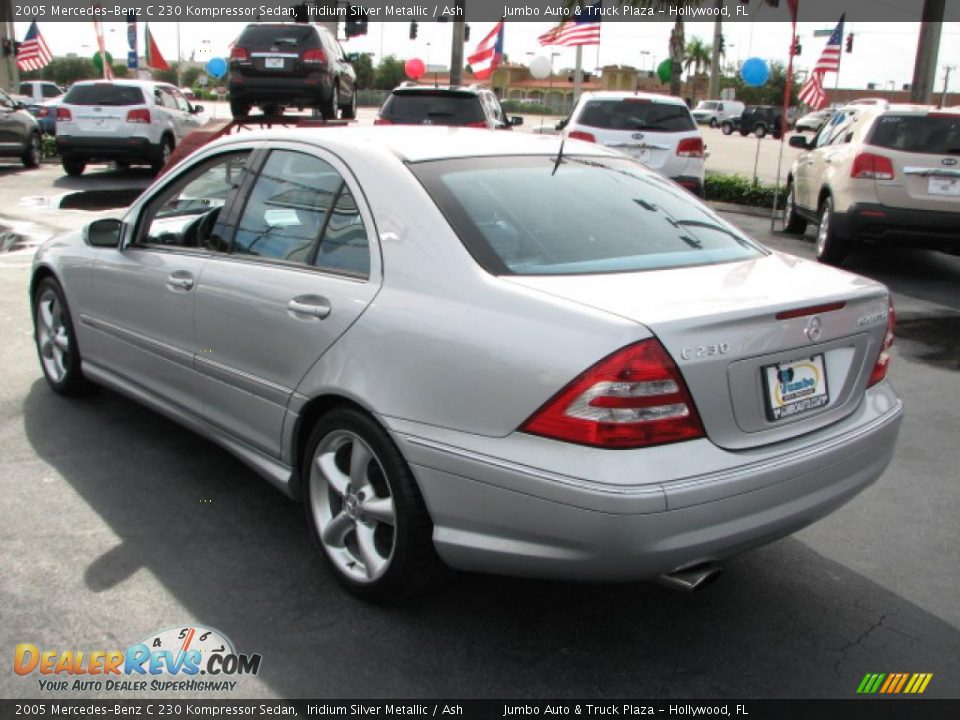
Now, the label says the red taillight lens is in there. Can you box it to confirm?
[125,108,151,124]
[851,152,894,180]
[302,48,327,64]
[373,118,393,126]
[568,130,596,143]
[867,298,896,387]
[230,47,250,62]
[465,121,487,128]
[676,137,704,158]
[56,107,72,121]
[520,339,706,449]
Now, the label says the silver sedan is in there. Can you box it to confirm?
[30,128,902,599]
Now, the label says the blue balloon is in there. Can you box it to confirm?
[741,57,770,87]
[206,57,227,79]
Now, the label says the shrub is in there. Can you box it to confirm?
[705,173,786,209]
[500,100,554,115]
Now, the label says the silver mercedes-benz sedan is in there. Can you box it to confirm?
[30,128,902,599]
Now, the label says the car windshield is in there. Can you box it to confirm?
[412,155,764,276]
[383,91,485,125]
[868,114,960,155]
[63,84,145,106]
[238,25,314,45]
[696,102,719,110]
[576,99,695,132]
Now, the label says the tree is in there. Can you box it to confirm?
[374,55,407,91]
[20,57,97,86]
[353,53,374,90]
[720,60,800,106]
[684,37,712,79]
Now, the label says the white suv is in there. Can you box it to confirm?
[55,80,204,176]
[559,91,705,196]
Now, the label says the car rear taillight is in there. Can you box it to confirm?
[302,49,327,64]
[851,152,894,180]
[568,130,596,143]
[373,118,393,125]
[520,339,706,449]
[56,107,72,121]
[676,137,704,158]
[125,108,151,124]
[465,121,487,128]
[867,298,896,387]
[230,47,250,62]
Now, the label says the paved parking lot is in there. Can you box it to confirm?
[1,135,958,700]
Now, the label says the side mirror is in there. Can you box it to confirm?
[555,119,568,131]
[84,218,123,248]
[789,135,810,150]
[509,116,523,127]
[190,104,204,114]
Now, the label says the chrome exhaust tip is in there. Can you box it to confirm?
[656,562,723,592]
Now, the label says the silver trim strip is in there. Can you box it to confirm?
[903,166,960,178]
[80,315,193,368]
[251,52,300,58]
[195,356,291,407]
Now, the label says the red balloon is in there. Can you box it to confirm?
[405,58,425,80]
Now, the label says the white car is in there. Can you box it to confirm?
[55,80,204,176]
[691,99,745,128]
[559,91,706,196]
[17,80,63,103]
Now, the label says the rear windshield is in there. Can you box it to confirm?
[412,156,764,276]
[576,99,695,132]
[237,25,316,46]
[868,114,960,155]
[383,91,485,125]
[63,84,145,106]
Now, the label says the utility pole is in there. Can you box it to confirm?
[450,3,465,87]
[708,1,722,99]
[910,0,944,104]
[1,0,19,92]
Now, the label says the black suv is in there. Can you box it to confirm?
[228,23,357,120]
[0,88,41,168]
[375,85,523,130]
[721,105,785,139]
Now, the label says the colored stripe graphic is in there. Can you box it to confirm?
[857,673,932,694]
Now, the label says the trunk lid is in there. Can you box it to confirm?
[507,253,891,450]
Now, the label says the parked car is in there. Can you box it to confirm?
[55,80,204,176]
[374,84,523,130]
[18,80,64,103]
[30,127,902,599]
[691,99,745,128]
[0,88,42,168]
[795,109,836,133]
[558,91,705,196]
[722,105,787,139]
[784,105,960,264]
[228,22,357,120]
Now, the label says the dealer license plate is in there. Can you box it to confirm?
[763,354,829,421]
[928,177,960,196]
[627,147,651,163]
[265,57,285,70]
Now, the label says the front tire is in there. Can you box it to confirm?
[22,133,41,168]
[303,407,447,600]
[721,122,733,135]
[62,158,86,176]
[33,278,87,395]
[755,124,767,139]
[783,182,808,235]
[816,195,848,266]
[709,117,718,128]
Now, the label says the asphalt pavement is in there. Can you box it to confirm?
[1,142,959,701]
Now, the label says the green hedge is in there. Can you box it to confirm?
[705,174,786,209]
[500,100,554,115]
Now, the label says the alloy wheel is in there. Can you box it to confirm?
[36,290,71,383]
[817,204,831,257]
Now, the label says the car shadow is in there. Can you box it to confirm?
[20,380,960,699]
[51,165,155,191]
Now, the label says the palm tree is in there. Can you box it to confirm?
[684,37,712,80]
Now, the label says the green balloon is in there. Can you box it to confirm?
[92,51,114,73]
[657,59,673,84]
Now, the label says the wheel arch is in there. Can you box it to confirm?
[817,185,833,209]
[30,265,61,308]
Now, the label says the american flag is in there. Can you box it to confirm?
[467,20,504,80]
[812,15,845,74]
[538,1,602,47]
[16,21,52,72]
[798,71,827,109]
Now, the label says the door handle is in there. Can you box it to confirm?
[288,296,331,319]
[166,271,194,291]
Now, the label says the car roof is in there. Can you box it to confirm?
[205,126,623,164]
[68,79,172,89]
[578,91,687,106]
[392,84,487,96]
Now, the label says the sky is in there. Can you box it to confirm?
[14,20,960,93]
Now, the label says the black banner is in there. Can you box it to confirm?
[2,700,960,720]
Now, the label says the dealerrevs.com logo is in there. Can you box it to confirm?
[14,626,262,693]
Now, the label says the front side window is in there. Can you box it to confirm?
[413,155,764,276]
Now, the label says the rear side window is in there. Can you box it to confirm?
[576,99,695,132]
[868,114,960,155]
[413,156,763,276]
[63,84,145,106]
[383,92,485,125]
[237,24,316,46]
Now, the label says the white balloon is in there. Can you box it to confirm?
[529,55,552,80]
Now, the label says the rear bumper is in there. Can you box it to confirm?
[228,72,332,105]
[834,203,960,250]
[56,135,157,162]
[394,382,902,582]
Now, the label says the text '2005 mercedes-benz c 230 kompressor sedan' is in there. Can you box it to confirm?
[30,128,902,600]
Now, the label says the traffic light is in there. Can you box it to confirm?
[792,38,802,56]
[464,24,471,42]
[409,22,418,40]
[345,8,369,38]
[717,34,725,56]
[846,33,854,53]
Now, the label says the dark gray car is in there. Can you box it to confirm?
[0,88,41,168]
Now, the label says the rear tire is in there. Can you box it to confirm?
[22,133,41,168]
[321,84,339,121]
[302,407,448,601]
[33,277,88,396]
[782,182,808,234]
[62,158,85,176]
[816,195,848,266]
[151,136,174,175]
[340,87,357,120]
